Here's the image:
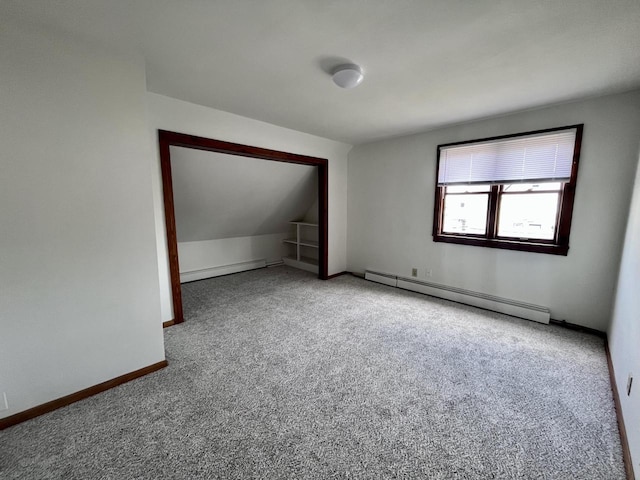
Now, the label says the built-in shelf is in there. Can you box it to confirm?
[282,221,319,274]
[289,221,318,227]
[282,255,318,273]
[283,238,319,248]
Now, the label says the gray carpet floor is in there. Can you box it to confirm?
[1,266,625,479]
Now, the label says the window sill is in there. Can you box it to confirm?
[433,234,569,255]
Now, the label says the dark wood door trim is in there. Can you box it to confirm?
[158,130,329,325]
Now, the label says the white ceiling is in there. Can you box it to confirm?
[4,1,640,144]
[171,147,317,242]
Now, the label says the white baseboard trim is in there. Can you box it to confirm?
[180,259,267,283]
[365,270,550,324]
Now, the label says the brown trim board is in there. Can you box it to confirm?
[158,130,329,325]
[327,271,348,280]
[163,319,176,328]
[605,339,635,480]
[0,360,168,430]
[549,318,606,338]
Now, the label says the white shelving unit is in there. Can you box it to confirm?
[282,221,319,274]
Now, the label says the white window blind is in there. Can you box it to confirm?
[438,128,577,185]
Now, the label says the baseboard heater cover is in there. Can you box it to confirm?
[365,270,550,324]
[180,259,266,283]
[364,270,398,287]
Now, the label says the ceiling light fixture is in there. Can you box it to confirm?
[332,64,364,89]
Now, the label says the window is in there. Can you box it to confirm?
[432,125,583,255]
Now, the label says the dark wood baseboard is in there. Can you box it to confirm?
[326,271,348,280]
[549,318,606,338]
[0,360,168,431]
[605,339,635,480]
[162,319,176,328]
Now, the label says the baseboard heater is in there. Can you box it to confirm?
[364,270,550,324]
[180,259,267,283]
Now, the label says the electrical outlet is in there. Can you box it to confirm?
[411,268,418,277]
[627,374,633,396]
[0,392,8,411]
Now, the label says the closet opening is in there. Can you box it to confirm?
[158,130,329,325]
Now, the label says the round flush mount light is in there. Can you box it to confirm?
[332,64,364,89]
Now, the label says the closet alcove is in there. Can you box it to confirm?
[159,131,328,324]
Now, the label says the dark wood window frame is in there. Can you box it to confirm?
[159,130,329,325]
[432,124,583,255]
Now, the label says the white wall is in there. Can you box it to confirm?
[609,147,640,472]
[348,90,640,331]
[0,24,165,417]
[304,200,320,224]
[147,93,352,323]
[171,147,317,242]
[178,233,289,278]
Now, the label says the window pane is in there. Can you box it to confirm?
[497,193,559,240]
[442,194,488,235]
[446,184,491,193]
[502,182,562,193]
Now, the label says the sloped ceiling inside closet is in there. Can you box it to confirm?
[170,147,317,243]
